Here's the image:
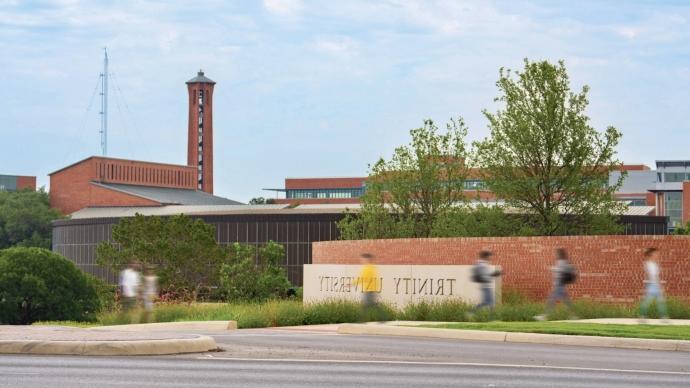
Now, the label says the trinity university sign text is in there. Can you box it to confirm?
[303,264,501,306]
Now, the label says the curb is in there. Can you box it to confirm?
[95,320,237,332]
[337,324,690,352]
[0,335,218,356]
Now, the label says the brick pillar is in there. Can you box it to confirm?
[186,71,215,194]
[683,181,690,225]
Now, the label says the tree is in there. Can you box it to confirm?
[674,221,690,235]
[474,59,625,236]
[218,241,291,301]
[339,118,471,239]
[249,197,276,205]
[0,247,100,324]
[432,204,535,238]
[0,189,62,249]
[97,214,227,301]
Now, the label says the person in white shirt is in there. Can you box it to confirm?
[119,262,141,313]
[640,247,668,320]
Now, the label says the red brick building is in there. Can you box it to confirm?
[49,71,237,215]
[266,165,651,208]
[267,177,367,205]
[0,174,36,192]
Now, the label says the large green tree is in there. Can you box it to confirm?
[474,59,625,235]
[0,247,100,324]
[339,118,472,239]
[0,189,61,249]
[97,214,227,301]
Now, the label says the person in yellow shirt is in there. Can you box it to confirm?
[359,253,379,311]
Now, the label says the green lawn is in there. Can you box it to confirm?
[421,322,690,341]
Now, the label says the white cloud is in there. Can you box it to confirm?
[262,0,302,16]
[313,36,358,58]
[613,25,642,40]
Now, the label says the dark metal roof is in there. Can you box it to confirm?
[92,182,242,205]
[186,70,215,84]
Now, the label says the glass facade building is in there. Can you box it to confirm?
[52,212,343,286]
[0,175,18,191]
[664,192,683,228]
[287,187,365,200]
[0,174,36,192]
[653,161,690,230]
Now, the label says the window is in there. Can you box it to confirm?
[463,180,485,190]
[664,173,686,183]
[664,192,683,228]
[286,188,364,199]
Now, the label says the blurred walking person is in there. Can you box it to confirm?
[639,247,669,321]
[359,253,380,320]
[142,265,158,323]
[538,248,577,320]
[119,261,141,322]
[471,250,501,311]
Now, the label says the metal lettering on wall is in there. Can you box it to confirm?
[303,264,501,306]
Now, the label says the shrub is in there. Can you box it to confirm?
[218,242,291,301]
[0,247,100,324]
[85,274,117,312]
[667,298,690,319]
[399,301,432,321]
[272,300,305,326]
[502,289,533,305]
[303,300,361,324]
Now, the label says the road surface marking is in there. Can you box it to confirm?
[211,332,339,337]
[196,355,690,376]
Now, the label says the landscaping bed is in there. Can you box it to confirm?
[35,297,690,330]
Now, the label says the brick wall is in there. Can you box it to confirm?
[313,235,690,302]
[94,157,196,189]
[15,176,36,191]
[50,158,159,214]
[646,192,656,209]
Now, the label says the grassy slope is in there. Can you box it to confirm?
[422,322,690,340]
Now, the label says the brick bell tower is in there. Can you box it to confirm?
[186,70,215,194]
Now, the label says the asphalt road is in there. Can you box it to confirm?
[2,328,690,387]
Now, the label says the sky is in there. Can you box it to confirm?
[1,0,689,202]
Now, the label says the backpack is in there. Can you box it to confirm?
[471,264,485,283]
[561,264,577,285]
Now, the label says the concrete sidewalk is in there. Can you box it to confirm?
[95,320,237,332]
[0,325,218,356]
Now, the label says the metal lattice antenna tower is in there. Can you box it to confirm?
[99,48,109,156]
